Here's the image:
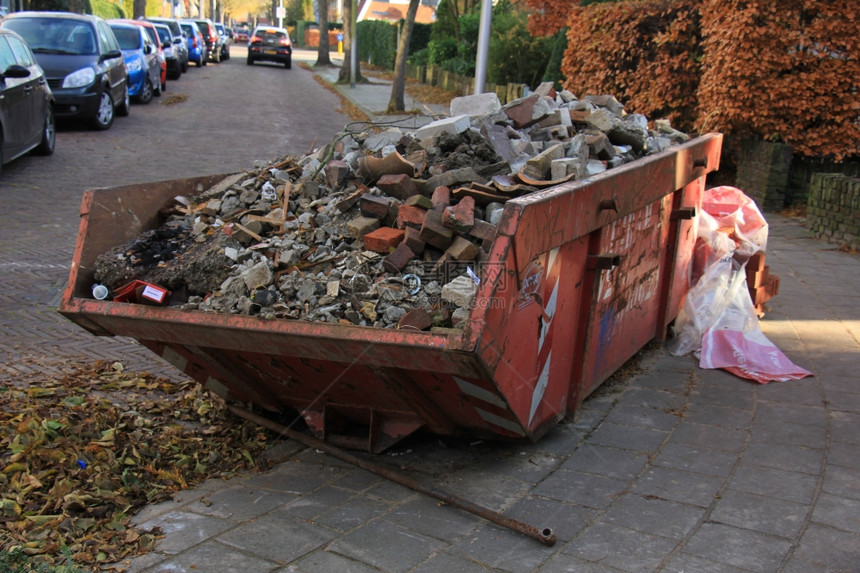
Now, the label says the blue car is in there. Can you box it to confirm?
[109,21,160,104]
[178,20,206,67]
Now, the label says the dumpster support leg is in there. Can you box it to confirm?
[228,405,557,547]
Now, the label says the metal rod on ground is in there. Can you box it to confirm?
[228,405,557,547]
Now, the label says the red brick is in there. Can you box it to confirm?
[431,186,451,211]
[363,227,405,253]
[404,226,426,254]
[377,173,419,200]
[382,242,416,273]
[468,219,497,242]
[442,196,475,232]
[419,209,454,250]
[325,160,350,189]
[397,308,433,331]
[397,204,427,229]
[360,195,390,219]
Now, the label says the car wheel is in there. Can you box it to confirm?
[196,57,203,67]
[246,56,253,65]
[91,89,115,130]
[116,84,130,117]
[285,56,291,69]
[213,49,220,63]
[182,59,189,72]
[137,78,154,104]
[33,105,56,156]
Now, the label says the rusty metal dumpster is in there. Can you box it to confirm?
[59,134,722,452]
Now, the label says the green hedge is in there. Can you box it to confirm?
[356,19,396,70]
[91,0,125,18]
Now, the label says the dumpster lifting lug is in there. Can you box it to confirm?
[587,253,621,271]
[670,207,696,221]
[598,197,618,213]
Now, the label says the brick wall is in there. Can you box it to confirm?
[807,173,860,252]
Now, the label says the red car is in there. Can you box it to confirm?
[233,27,249,43]
[117,19,167,93]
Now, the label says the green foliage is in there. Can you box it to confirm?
[430,0,458,42]
[486,0,552,88]
[91,0,125,18]
[29,0,73,11]
[410,22,432,55]
[541,28,567,86]
[357,19,397,70]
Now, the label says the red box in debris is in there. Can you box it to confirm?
[112,280,170,305]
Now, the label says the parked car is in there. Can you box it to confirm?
[233,27,249,43]
[179,19,206,67]
[0,27,54,174]
[119,19,166,93]
[146,16,188,73]
[108,21,160,104]
[247,26,292,69]
[0,12,129,130]
[152,22,182,79]
[193,19,221,63]
[213,22,230,61]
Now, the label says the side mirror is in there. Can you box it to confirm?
[1,64,31,80]
[101,49,123,62]
[162,41,170,49]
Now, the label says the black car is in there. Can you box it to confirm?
[0,11,129,130]
[193,19,221,63]
[247,26,292,69]
[0,27,55,174]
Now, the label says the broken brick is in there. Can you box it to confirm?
[325,160,350,189]
[403,226,426,254]
[405,194,433,210]
[446,236,479,261]
[346,216,380,239]
[397,308,433,331]
[431,186,451,211]
[397,204,427,230]
[377,173,419,200]
[363,227,405,253]
[359,195,391,219]
[468,219,497,242]
[382,242,416,273]
[420,209,454,250]
[442,196,475,232]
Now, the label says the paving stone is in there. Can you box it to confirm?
[281,485,355,520]
[811,493,860,533]
[631,465,724,507]
[327,519,446,573]
[600,402,680,432]
[741,441,823,474]
[663,552,750,573]
[729,461,819,504]
[410,552,495,573]
[711,489,807,538]
[562,522,678,572]
[680,403,754,430]
[532,469,627,509]
[560,444,649,481]
[187,486,296,522]
[652,442,738,478]
[790,523,860,571]
[136,510,236,555]
[682,522,793,573]
[314,495,392,532]
[243,459,345,493]
[279,549,381,573]
[333,467,386,492]
[217,509,337,563]
[668,419,748,452]
[447,522,555,572]
[434,465,534,512]
[828,440,860,469]
[384,496,478,542]
[505,495,597,543]
[586,421,669,453]
[602,493,705,540]
[147,539,280,572]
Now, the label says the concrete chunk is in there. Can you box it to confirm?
[450,93,502,117]
[415,115,471,140]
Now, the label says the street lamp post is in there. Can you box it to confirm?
[474,0,492,95]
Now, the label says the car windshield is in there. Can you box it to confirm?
[111,27,141,50]
[2,17,97,55]
[155,26,170,43]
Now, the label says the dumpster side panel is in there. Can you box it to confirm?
[477,237,589,435]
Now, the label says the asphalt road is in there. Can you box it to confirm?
[0,45,351,380]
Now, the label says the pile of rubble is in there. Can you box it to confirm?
[94,85,689,330]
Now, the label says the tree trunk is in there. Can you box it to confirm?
[387,0,420,113]
[337,0,364,84]
[315,0,331,66]
[133,0,146,18]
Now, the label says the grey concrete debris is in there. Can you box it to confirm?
[93,91,689,330]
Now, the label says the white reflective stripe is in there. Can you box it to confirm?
[476,408,526,436]
[454,376,507,409]
[529,350,551,424]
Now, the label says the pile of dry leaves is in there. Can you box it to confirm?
[0,361,273,569]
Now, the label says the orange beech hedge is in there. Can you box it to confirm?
[525,0,859,160]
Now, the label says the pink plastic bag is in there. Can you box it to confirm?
[700,328,813,383]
